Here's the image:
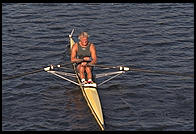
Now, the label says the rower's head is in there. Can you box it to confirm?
[78,32,89,46]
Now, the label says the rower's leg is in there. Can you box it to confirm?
[77,64,85,80]
[86,66,92,80]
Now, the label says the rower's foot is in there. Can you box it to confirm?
[81,78,87,84]
[82,81,88,84]
[87,79,94,84]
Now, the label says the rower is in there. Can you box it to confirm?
[71,32,97,84]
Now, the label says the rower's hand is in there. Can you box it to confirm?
[81,62,87,67]
[83,57,91,62]
[87,63,93,66]
[76,59,84,63]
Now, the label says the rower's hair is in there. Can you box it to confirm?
[78,32,89,40]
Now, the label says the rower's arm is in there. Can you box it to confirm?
[89,44,97,65]
[71,43,83,63]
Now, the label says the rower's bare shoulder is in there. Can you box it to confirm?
[72,43,78,51]
[90,43,96,49]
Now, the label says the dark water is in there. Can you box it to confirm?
[2,3,194,131]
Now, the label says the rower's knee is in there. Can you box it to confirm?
[77,65,84,72]
[79,67,85,72]
[86,67,91,73]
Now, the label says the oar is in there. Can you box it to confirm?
[88,64,194,78]
[3,62,72,80]
[128,67,194,78]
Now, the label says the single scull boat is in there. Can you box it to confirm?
[69,29,105,130]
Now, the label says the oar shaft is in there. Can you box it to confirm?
[88,64,194,78]
[3,69,43,80]
[3,62,72,80]
[88,64,119,69]
[129,68,194,78]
